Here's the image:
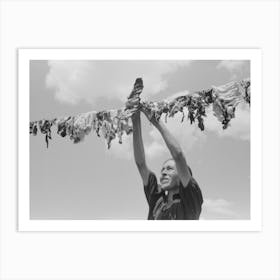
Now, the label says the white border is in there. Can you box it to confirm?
[18,48,262,231]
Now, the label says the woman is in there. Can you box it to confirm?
[131,105,203,220]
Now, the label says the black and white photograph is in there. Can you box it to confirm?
[2,1,280,280]
[19,49,261,230]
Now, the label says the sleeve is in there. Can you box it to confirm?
[179,177,203,219]
[143,172,162,210]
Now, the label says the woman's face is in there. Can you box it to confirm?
[159,159,180,191]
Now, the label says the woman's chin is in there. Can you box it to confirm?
[161,184,171,191]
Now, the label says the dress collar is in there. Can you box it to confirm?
[162,192,181,203]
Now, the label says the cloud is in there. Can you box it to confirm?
[145,110,205,159]
[145,140,166,159]
[166,90,190,101]
[142,99,249,161]
[216,60,250,80]
[46,60,192,105]
[204,102,250,141]
[201,198,239,219]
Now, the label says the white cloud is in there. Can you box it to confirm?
[142,98,249,161]
[166,90,190,101]
[205,102,250,141]
[217,60,250,80]
[145,111,205,159]
[201,198,239,219]
[145,140,166,159]
[46,60,191,105]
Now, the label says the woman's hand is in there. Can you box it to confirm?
[125,96,141,110]
[125,95,141,117]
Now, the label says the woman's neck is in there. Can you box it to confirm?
[166,188,179,203]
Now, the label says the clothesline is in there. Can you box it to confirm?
[30,77,250,148]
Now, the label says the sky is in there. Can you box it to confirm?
[29,60,250,220]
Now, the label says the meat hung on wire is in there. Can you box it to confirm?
[29,77,250,148]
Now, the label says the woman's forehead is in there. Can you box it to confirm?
[162,159,175,168]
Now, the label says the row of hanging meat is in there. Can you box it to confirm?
[29,78,250,148]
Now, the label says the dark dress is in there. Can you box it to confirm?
[144,172,203,220]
